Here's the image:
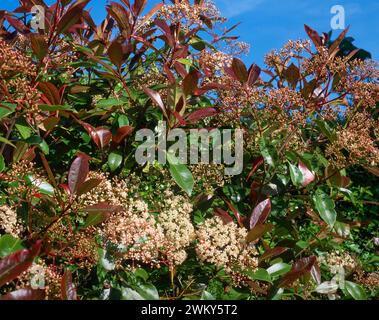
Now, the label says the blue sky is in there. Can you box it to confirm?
[2,0,378,67]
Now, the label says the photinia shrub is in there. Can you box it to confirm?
[0,0,378,300]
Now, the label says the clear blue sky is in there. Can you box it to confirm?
[2,0,378,66]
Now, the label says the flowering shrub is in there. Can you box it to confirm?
[0,0,378,300]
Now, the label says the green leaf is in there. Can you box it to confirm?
[97,97,128,108]
[25,136,50,154]
[334,221,350,238]
[0,235,24,258]
[167,153,194,196]
[39,140,49,155]
[344,281,367,300]
[267,262,291,277]
[244,268,272,283]
[0,103,16,119]
[259,137,277,168]
[296,240,309,249]
[201,290,216,300]
[288,162,303,186]
[121,287,144,300]
[82,203,120,228]
[312,190,337,227]
[134,268,149,282]
[117,114,129,127]
[15,121,32,139]
[0,136,16,148]
[0,155,5,172]
[98,248,115,271]
[39,104,74,112]
[83,212,109,228]
[108,152,123,172]
[337,188,356,205]
[315,119,336,142]
[135,284,159,300]
[315,281,339,294]
[25,175,54,196]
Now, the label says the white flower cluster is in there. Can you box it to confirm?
[196,216,258,275]
[157,190,195,266]
[0,205,23,237]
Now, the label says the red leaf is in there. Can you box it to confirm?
[83,202,122,214]
[155,19,174,47]
[38,82,61,105]
[247,64,261,86]
[61,270,77,300]
[77,178,103,196]
[299,161,315,187]
[304,25,322,47]
[173,61,188,78]
[186,108,217,123]
[232,58,248,83]
[0,288,45,300]
[108,39,123,68]
[68,153,90,194]
[224,199,246,228]
[224,64,236,79]
[83,203,122,227]
[81,122,100,148]
[30,34,48,60]
[4,15,29,33]
[112,126,134,145]
[246,156,264,181]
[183,70,200,96]
[95,127,112,149]
[278,256,317,288]
[132,0,147,16]
[56,0,90,35]
[246,223,274,243]
[163,64,176,85]
[137,3,163,29]
[107,2,131,36]
[171,110,187,126]
[329,26,350,55]
[214,208,234,224]
[0,241,42,287]
[143,87,167,118]
[259,247,288,263]
[249,199,271,229]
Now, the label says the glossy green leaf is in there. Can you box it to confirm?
[0,155,5,172]
[25,175,55,196]
[315,281,338,294]
[312,190,337,227]
[288,162,303,186]
[135,284,159,300]
[259,137,277,168]
[245,268,272,283]
[108,152,123,172]
[267,262,291,277]
[167,153,194,196]
[121,287,144,300]
[0,235,24,258]
[201,290,216,300]
[344,281,367,300]
[0,103,16,119]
